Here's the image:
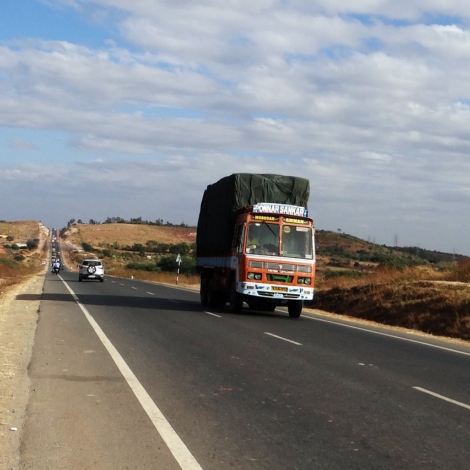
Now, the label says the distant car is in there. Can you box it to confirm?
[78,259,104,282]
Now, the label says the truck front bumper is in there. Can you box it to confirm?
[239,282,314,301]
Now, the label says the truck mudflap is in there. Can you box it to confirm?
[239,282,314,301]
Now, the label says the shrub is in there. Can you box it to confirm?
[0,257,18,268]
[126,262,161,272]
[157,255,196,275]
[82,242,95,252]
[324,270,363,280]
[26,238,39,250]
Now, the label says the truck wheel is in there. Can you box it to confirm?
[200,276,208,306]
[288,300,303,318]
[207,278,226,308]
[229,282,243,313]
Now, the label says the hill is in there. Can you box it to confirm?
[61,223,196,249]
[0,220,49,291]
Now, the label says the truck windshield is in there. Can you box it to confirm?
[246,222,280,256]
[282,225,314,259]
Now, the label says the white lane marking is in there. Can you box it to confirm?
[111,281,115,283]
[303,315,470,357]
[147,292,155,295]
[264,332,302,346]
[120,283,125,286]
[205,312,221,318]
[131,287,137,290]
[413,387,470,410]
[61,280,203,470]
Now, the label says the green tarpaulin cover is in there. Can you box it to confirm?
[196,174,310,257]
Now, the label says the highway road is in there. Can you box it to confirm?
[19,245,470,469]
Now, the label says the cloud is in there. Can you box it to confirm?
[1,0,470,255]
[8,138,39,150]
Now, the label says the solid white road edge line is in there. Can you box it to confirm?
[264,332,302,346]
[303,315,470,357]
[61,279,203,470]
[413,387,470,410]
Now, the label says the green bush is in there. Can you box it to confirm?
[157,255,196,275]
[126,262,161,272]
[26,238,39,250]
[14,254,25,262]
[0,258,18,268]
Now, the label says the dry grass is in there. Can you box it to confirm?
[0,220,41,247]
[312,264,470,341]
[63,223,196,248]
[0,221,48,294]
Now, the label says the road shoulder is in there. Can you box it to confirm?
[0,271,45,469]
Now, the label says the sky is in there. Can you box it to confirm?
[1,1,470,255]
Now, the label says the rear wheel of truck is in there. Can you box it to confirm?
[229,282,243,313]
[207,278,226,309]
[288,300,303,318]
[200,276,208,306]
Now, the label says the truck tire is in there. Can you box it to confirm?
[208,278,226,309]
[229,282,243,313]
[288,300,303,318]
[200,276,208,306]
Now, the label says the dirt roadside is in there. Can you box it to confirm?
[0,270,45,469]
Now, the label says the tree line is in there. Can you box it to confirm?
[67,217,193,227]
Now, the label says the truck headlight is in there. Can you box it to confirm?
[298,277,311,285]
[248,272,262,280]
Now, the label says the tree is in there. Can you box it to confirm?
[26,239,39,250]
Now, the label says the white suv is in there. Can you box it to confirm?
[78,259,105,282]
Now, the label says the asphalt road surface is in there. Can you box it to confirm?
[18,259,470,469]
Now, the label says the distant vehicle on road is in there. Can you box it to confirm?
[79,259,105,282]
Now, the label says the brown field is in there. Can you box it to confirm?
[0,220,41,244]
[62,223,196,248]
[0,221,49,293]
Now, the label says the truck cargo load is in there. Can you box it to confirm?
[196,173,310,258]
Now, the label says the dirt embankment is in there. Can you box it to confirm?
[312,280,470,341]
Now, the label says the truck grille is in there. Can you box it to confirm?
[267,274,294,283]
[248,261,313,273]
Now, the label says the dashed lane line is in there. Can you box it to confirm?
[264,332,302,346]
[413,387,470,410]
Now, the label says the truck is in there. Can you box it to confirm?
[196,173,315,318]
